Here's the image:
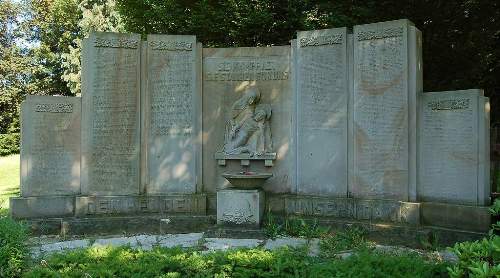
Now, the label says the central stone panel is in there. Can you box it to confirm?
[202,47,293,199]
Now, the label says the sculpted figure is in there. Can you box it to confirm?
[223,87,272,156]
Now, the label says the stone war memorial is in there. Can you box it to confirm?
[10,19,491,238]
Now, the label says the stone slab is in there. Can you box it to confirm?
[295,27,348,196]
[20,96,81,197]
[351,19,421,200]
[143,35,201,194]
[10,196,75,219]
[202,46,293,194]
[263,237,308,250]
[421,202,491,232]
[74,194,207,216]
[81,32,142,196]
[157,232,204,248]
[418,89,490,205]
[281,195,420,225]
[39,239,90,253]
[203,238,263,251]
[93,236,139,248]
[217,189,265,226]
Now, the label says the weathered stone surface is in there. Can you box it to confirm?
[217,189,264,226]
[202,46,293,194]
[421,202,491,232]
[10,196,74,219]
[93,236,138,248]
[419,89,490,205]
[40,239,90,253]
[20,96,81,197]
[143,35,201,194]
[203,238,263,251]
[74,194,206,216]
[351,19,422,200]
[295,27,348,196]
[157,232,204,248]
[81,32,141,195]
[282,195,420,225]
[263,237,307,250]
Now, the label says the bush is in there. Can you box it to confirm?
[0,215,29,277]
[320,226,373,258]
[24,245,447,277]
[447,199,500,277]
[0,133,20,156]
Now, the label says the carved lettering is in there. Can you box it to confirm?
[149,40,192,51]
[428,98,470,110]
[356,27,404,41]
[35,103,73,113]
[94,37,139,48]
[299,34,343,47]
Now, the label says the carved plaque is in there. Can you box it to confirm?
[81,32,141,195]
[352,20,419,200]
[20,96,81,196]
[419,90,488,205]
[145,35,199,193]
[296,28,348,196]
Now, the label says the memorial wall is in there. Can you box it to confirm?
[10,19,491,232]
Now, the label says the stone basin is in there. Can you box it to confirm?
[222,172,273,189]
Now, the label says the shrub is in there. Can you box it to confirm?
[447,199,500,277]
[320,226,372,258]
[24,246,448,277]
[264,214,329,239]
[0,133,20,156]
[0,215,29,277]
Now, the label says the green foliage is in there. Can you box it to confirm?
[117,0,500,122]
[0,216,29,277]
[447,200,500,277]
[420,231,442,251]
[319,226,372,258]
[61,0,125,95]
[264,214,328,239]
[0,133,20,156]
[447,236,500,278]
[24,245,447,277]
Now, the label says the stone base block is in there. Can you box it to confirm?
[421,202,491,232]
[217,189,265,227]
[75,194,207,216]
[10,196,74,219]
[267,194,421,226]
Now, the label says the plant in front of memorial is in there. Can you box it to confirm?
[264,213,329,239]
[447,199,500,277]
[25,244,449,277]
[319,226,373,258]
[0,214,29,277]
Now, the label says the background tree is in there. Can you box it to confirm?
[117,0,500,122]
[0,0,32,134]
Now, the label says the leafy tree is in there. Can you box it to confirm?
[62,0,125,95]
[0,0,32,134]
[117,0,500,122]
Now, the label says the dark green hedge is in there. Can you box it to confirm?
[0,133,20,156]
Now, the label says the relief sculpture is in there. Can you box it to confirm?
[223,87,273,156]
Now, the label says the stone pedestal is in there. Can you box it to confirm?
[217,189,265,227]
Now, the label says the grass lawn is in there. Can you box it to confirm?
[0,154,20,209]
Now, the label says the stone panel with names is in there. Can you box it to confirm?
[145,35,200,193]
[81,32,141,195]
[352,20,418,200]
[419,89,488,205]
[296,28,348,196]
[20,96,81,196]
